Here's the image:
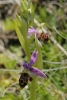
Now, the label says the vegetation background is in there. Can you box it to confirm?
[0,0,67,100]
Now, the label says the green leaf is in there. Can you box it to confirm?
[20,0,29,18]
[28,3,34,26]
[28,34,34,45]
[13,19,26,53]
[13,19,31,60]
[16,14,28,39]
[35,38,43,70]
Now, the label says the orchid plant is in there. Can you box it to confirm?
[14,0,47,100]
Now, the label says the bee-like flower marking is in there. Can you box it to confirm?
[38,32,49,42]
[19,73,33,88]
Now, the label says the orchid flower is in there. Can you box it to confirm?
[28,26,38,37]
[23,50,47,78]
[28,27,42,46]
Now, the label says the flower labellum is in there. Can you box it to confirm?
[19,72,33,88]
[23,50,47,78]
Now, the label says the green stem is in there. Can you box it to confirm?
[30,38,43,100]
[24,40,31,61]
[30,77,37,100]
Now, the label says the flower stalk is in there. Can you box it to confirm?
[30,76,37,100]
[30,38,43,100]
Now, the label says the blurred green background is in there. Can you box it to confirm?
[0,0,67,100]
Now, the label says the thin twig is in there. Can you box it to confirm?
[2,82,18,97]
[14,0,20,5]
[0,0,14,4]
[43,60,67,64]
[0,45,23,64]
[49,35,67,56]
[0,35,17,39]
[0,69,22,73]
[0,66,67,73]
[43,66,67,72]
[54,26,67,40]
